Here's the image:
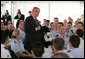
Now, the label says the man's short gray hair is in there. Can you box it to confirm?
[32,7,40,11]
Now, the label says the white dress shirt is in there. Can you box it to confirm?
[79,37,84,53]
[1,44,11,58]
[69,48,84,58]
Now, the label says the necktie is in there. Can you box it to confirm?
[35,19,40,26]
[35,19,38,25]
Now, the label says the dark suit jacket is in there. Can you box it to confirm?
[14,14,25,21]
[14,14,25,28]
[5,29,13,38]
[1,15,12,25]
[24,15,45,52]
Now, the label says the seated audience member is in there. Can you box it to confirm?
[18,20,25,43]
[58,22,64,30]
[5,21,14,38]
[51,52,69,58]
[52,37,73,58]
[56,27,66,39]
[71,21,78,33]
[1,10,12,26]
[47,22,59,39]
[56,27,70,49]
[53,17,58,30]
[42,19,47,26]
[1,20,4,34]
[50,22,54,31]
[63,19,67,28]
[77,22,84,31]
[54,17,59,23]
[77,18,81,22]
[1,31,11,58]
[69,35,84,58]
[68,17,73,23]
[75,29,84,53]
[40,26,52,48]
[66,22,74,37]
[46,20,50,29]
[31,41,44,58]
[11,29,32,58]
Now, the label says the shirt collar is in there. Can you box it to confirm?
[14,39,21,43]
[72,48,79,51]
[1,44,5,48]
[31,15,36,20]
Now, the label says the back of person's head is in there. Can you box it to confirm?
[69,35,80,48]
[1,31,9,44]
[32,41,44,58]
[51,52,69,58]
[53,37,65,50]
[76,29,83,38]
[12,29,20,38]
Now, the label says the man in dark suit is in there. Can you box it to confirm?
[1,10,12,26]
[14,9,25,29]
[24,7,42,53]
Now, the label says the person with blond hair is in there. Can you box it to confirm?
[11,29,32,58]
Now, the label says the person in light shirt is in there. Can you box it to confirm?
[75,29,84,53]
[1,31,11,58]
[18,20,25,43]
[11,29,32,58]
[69,35,84,58]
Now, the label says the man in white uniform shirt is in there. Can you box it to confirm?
[75,29,84,53]
[69,35,84,58]
[1,31,11,58]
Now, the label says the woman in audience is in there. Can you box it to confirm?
[11,29,33,58]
